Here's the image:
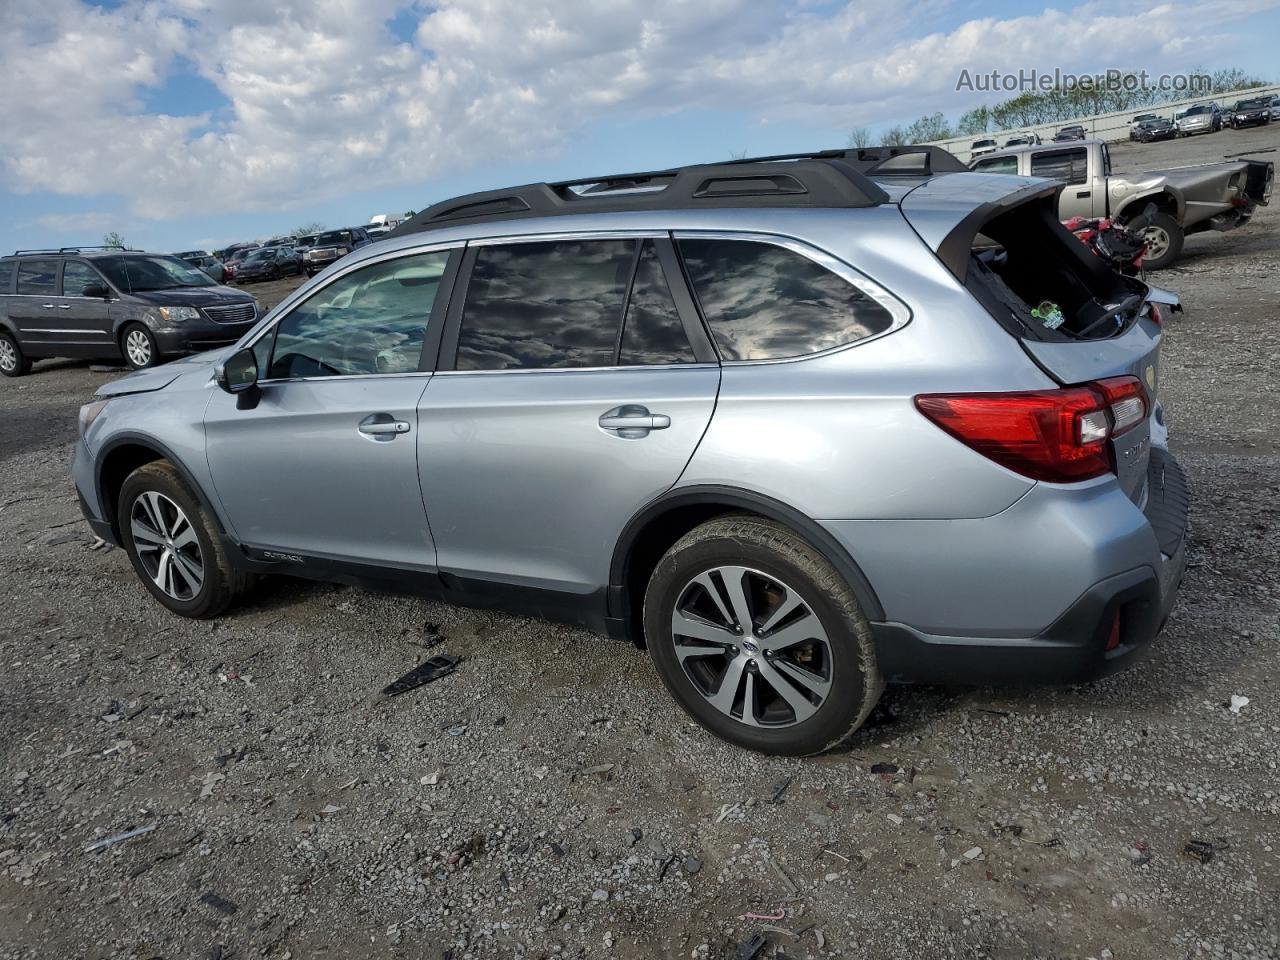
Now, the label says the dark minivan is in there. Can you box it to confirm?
[0,247,259,376]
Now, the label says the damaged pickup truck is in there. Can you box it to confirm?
[970,139,1274,269]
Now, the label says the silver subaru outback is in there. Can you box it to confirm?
[71,147,1189,756]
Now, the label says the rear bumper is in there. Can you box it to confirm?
[851,448,1189,685]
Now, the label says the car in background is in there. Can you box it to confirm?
[365,223,392,240]
[232,246,303,283]
[221,245,261,283]
[1128,114,1159,140]
[262,236,296,249]
[1177,103,1222,136]
[303,226,372,277]
[1052,125,1087,142]
[970,138,998,157]
[293,234,319,257]
[1271,97,1280,121]
[1228,97,1272,129]
[1003,133,1041,147]
[0,247,258,374]
[175,250,228,283]
[1133,117,1177,143]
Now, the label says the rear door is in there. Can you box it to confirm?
[204,246,458,570]
[417,235,720,595]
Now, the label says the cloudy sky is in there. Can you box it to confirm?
[2,0,1277,254]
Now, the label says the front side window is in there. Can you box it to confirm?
[678,238,895,361]
[457,239,635,371]
[973,155,1019,175]
[1030,148,1088,185]
[268,250,450,379]
[16,259,58,295]
[61,261,105,296]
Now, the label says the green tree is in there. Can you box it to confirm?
[904,111,952,143]
[293,221,326,236]
[879,125,908,146]
[956,106,990,135]
[102,231,126,249]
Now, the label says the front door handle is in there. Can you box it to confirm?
[42,303,55,309]
[358,414,411,441]
[1076,190,1091,198]
[599,405,671,438]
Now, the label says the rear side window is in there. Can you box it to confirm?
[1030,148,1088,185]
[17,259,58,296]
[678,238,894,361]
[268,250,449,379]
[0,260,14,292]
[62,261,103,296]
[457,239,634,370]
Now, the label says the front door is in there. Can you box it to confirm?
[417,236,721,596]
[204,247,456,570]
[1030,147,1097,219]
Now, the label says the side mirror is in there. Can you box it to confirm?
[216,347,259,395]
[83,284,110,300]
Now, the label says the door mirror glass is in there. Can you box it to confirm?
[218,347,259,394]
[82,283,110,299]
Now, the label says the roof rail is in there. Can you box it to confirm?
[391,155,894,237]
[719,145,967,176]
[12,244,135,255]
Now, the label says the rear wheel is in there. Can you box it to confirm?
[121,323,159,369]
[119,461,248,618]
[644,516,882,756]
[0,331,31,377]
[1133,212,1184,270]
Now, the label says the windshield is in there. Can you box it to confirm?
[97,255,213,292]
[246,249,276,261]
[316,231,353,245]
[1237,99,1267,110]
[297,235,318,245]
[1186,105,1212,115]
[974,139,995,147]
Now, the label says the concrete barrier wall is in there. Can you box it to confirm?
[928,84,1280,162]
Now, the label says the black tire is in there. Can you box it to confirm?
[0,331,32,377]
[1132,212,1184,271]
[120,323,160,370]
[119,461,249,618]
[644,516,882,756]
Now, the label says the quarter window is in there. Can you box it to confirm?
[619,241,695,366]
[268,251,450,379]
[456,239,635,371]
[17,259,58,296]
[0,260,14,293]
[678,238,894,361]
[1030,148,1088,185]
[973,155,1019,175]
[62,261,103,297]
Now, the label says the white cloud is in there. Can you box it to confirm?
[0,0,1273,221]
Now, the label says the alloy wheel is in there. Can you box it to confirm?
[130,491,204,600]
[670,566,832,727]
[0,339,16,372]
[1142,225,1171,262]
[125,329,153,367]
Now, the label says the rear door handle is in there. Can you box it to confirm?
[599,405,670,438]
[57,304,71,309]
[358,414,411,441]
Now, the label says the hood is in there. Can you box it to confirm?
[95,346,235,398]
[128,286,255,308]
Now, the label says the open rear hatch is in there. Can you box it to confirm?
[898,174,1165,506]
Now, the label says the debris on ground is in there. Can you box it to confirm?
[1229,694,1250,714]
[380,654,461,697]
[199,772,225,798]
[742,907,786,922]
[769,776,793,804]
[870,762,899,774]
[199,891,239,915]
[734,932,768,960]
[1183,839,1226,864]
[683,855,702,875]
[83,823,156,853]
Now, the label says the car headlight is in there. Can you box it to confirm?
[156,306,200,323]
[78,399,110,437]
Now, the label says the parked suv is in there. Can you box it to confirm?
[1,247,259,375]
[1177,103,1221,135]
[71,149,1189,755]
[303,227,372,276]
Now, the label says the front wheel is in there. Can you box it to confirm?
[119,461,249,618]
[644,516,882,756]
[121,323,159,369]
[1133,212,1184,270]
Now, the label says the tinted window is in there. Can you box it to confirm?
[0,260,14,293]
[973,155,1019,175]
[62,261,104,296]
[316,231,354,246]
[678,239,894,361]
[457,239,634,371]
[1030,148,1088,185]
[619,241,694,366]
[96,255,212,292]
[269,251,450,379]
[17,259,58,295]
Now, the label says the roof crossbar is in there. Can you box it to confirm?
[391,154,898,236]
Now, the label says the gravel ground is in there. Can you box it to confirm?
[1,127,1278,960]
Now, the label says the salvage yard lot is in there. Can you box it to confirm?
[1,126,1278,960]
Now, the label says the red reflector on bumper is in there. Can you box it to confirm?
[1105,612,1122,651]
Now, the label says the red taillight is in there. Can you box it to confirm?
[914,376,1148,483]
